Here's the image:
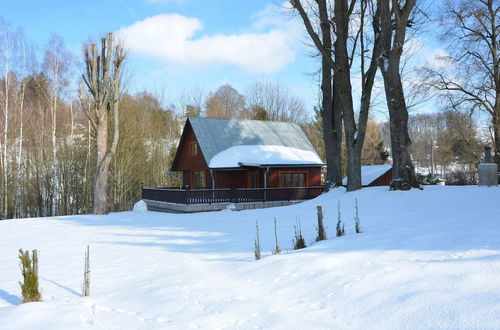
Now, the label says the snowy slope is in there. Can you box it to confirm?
[1,186,500,329]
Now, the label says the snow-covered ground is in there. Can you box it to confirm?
[1,186,500,329]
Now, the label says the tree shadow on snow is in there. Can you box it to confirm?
[0,289,21,305]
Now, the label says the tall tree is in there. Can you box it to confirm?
[290,0,343,187]
[377,0,420,190]
[291,0,381,190]
[79,33,126,214]
[424,0,500,164]
[42,34,72,215]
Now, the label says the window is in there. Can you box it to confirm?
[189,142,198,157]
[192,171,206,189]
[280,172,306,187]
[247,171,260,188]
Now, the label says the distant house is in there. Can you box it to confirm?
[342,165,393,186]
[171,117,325,189]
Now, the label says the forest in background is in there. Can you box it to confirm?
[0,4,487,219]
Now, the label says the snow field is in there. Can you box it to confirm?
[0,186,500,329]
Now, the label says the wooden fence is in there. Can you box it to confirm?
[142,186,325,205]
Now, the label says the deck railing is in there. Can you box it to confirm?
[142,186,325,205]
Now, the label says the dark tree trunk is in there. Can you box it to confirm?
[377,0,420,190]
[333,0,359,191]
[318,0,343,186]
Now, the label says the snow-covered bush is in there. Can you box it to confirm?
[416,173,441,185]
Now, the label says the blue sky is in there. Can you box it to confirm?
[3,0,443,117]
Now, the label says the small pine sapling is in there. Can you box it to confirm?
[354,198,362,234]
[19,249,42,303]
[315,205,327,241]
[254,220,261,260]
[336,200,345,237]
[272,218,281,254]
[82,245,90,296]
[293,217,307,250]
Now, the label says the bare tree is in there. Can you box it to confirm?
[424,0,500,164]
[42,34,72,215]
[79,33,126,215]
[290,0,343,187]
[205,84,245,119]
[0,19,14,219]
[290,0,381,191]
[377,0,420,190]
[245,79,308,123]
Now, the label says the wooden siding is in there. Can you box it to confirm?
[268,167,321,188]
[172,119,324,190]
[368,168,393,186]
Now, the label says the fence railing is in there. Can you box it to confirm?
[142,186,325,205]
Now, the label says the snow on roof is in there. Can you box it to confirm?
[342,165,392,186]
[208,145,324,169]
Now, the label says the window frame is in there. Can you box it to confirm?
[192,171,206,189]
[278,171,308,188]
[189,141,198,157]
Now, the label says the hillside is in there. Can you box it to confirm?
[1,186,499,329]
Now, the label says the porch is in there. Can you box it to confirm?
[141,186,326,213]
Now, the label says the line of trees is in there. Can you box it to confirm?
[289,0,499,191]
[290,0,419,191]
[0,21,181,219]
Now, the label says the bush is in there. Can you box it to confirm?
[336,200,345,237]
[445,170,477,185]
[19,249,42,303]
[416,173,441,185]
[272,218,281,255]
[354,198,362,234]
[293,218,307,250]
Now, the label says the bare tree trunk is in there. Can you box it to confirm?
[1,29,10,219]
[377,0,420,190]
[80,33,125,215]
[292,0,345,186]
[14,71,26,219]
[318,0,343,186]
[332,0,359,191]
[93,113,110,214]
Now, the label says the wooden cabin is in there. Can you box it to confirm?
[342,165,393,187]
[171,117,325,190]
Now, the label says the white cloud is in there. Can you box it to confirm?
[116,13,295,73]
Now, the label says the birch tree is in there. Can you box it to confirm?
[79,33,126,215]
[42,35,72,214]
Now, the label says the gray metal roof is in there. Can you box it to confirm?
[188,117,322,168]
